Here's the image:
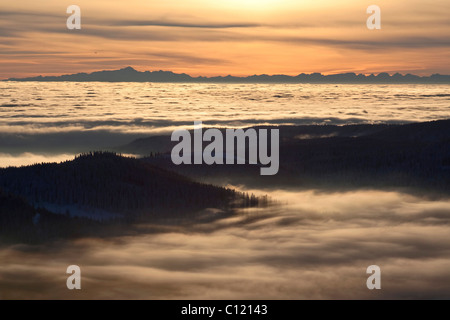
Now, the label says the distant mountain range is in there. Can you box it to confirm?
[6,67,450,83]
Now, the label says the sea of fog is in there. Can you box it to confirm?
[1,82,449,166]
[1,82,450,299]
[1,188,450,299]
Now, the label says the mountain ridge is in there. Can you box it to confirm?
[0,152,259,220]
[128,120,450,195]
[6,66,450,83]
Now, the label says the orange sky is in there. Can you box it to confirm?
[1,0,449,79]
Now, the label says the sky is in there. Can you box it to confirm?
[1,0,449,79]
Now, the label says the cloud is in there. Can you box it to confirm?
[1,189,450,299]
[0,10,61,18]
[109,20,262,29]
[1,1,450,80]
[271,36,450,50]
[0,50,65,55]
[0,152,74,167]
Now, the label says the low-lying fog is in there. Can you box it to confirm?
[1,189,450,299]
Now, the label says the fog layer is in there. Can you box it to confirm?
[1,189,449,299]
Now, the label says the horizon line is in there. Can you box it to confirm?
[4,66,450,82]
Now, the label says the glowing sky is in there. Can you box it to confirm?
[1,0,449,79]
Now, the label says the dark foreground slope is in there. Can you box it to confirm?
[0,189,102,244]
[0,152,265,244]
[124,120,450,195]
[0,152,262,242]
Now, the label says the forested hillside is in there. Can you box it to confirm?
[138,120,450,195]
[0,152,260,221]
[0,188,102,244]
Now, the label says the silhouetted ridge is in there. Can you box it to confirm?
[134,120,450,195]
[0,188,101,244]
[6,67,450,83]
[0,152,257,219]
